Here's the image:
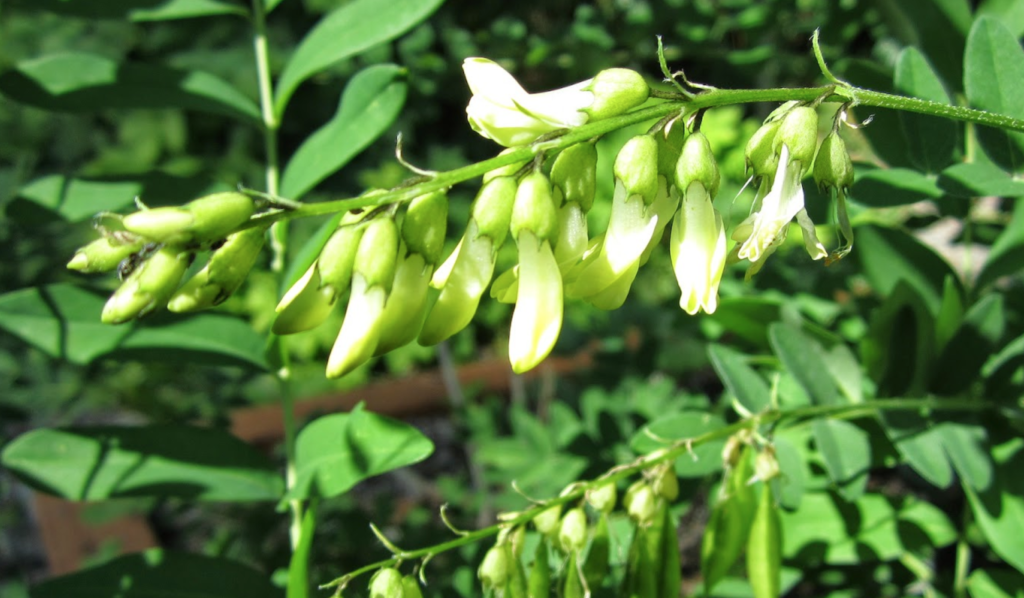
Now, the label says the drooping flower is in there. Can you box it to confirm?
[671,131,727,315]
[463,58,649,147]
[508,171,563,373]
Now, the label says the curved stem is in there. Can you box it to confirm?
[239,83,1024,234]
[321,397,988,593]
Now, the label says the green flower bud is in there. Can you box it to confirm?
[533,504,562,536]
[402,191,448,264]
[587,482,617,514]
[624,480,656,524]
[402,576,423,598]
[774,106,819,167]
[479,545,512,590]
[272,264,337,335]
[318,212,369,293]
[374,252,431,355]
[551,142,598,212]
[813,131,855,192]
[558,508,588,553]
[652,465,679,501]
[511,171,557,242]
[675,131,720,197]
[67,236,145,273]
[168,227,266,312]
[745,120,781,179]
[122,192,254,245]
[614,135,659,206]
[471,176,518,245]
[368,568,404,598]
[101,245,192,324]
[354,217,399,290]
[584,68,649,122]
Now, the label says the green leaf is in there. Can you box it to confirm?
[2,425,282,501]
[707,344,771,413]
[266,0,287,13]
[281,64,407,200]
[881,411,954,488]
[782,492,955,565]
[0,285,269,370]
[977,198,1024,289]
[939,420,993,491]
[931,294,1005,394]
[772,433,807,510]
[30,550,282,598]
[23,0,247,20]
[273,0,444,116]
[856,225,957,314]
[290,403,434,499]
[965,16,1024,172]
[112,312,270,371]
[0,53,259,123]
[861,281,936,396]
[841,60,912,169]
[849,168,943,207]
[894,47,957,173]
[631,411,726,478]
[938,162,1024,198]
[14,172,220,222]
[769,323,842,405]
[707,296,782,349]
[968,568,1024,598]
[813,419,870,501]
[936,275,965,351]
[0,285,131,365]
[875,0,972,88]
[965,437,1024,574]
[978,0,1024,37]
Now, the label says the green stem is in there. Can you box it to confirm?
[321,397,988,593]
[251,0,305,566]
[953,506,972,598]
[237,83,1024,232]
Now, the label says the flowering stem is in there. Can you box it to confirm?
[321,397,988,593]
[250,0,307,589]
[239,83,1024,232]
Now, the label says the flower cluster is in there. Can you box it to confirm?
[68,59,856,379]
[68,192,267,323]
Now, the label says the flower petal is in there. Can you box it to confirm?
[419,223,497,345]
[327,274,386,378]
[671,183,727,315]
[509,232,563,373]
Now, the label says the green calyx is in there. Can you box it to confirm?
[353,217,399,290]
[813,131,854,192]
[402,190,448,264]
[551,142,598,212]
[614,135,659,206]
[745,120,781,179]
[368,568,404,598]
[511,171,558,242]
[675,131,720,198]
[471,176,518,246]
[774,106,819,167]
[584,68,650,122]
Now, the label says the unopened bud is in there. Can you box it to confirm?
[652,464,679,501]
[402,576,423,598]
[754,446,780,482]
[122,192,254,245]
[318,212,369,292]
[471,176,518,244]
[67,236,145,273]
[101,245,192,324]
[584,68,650,121]
[813,131,855,192]
[745,120,781,179]
[402,191,448,265]
[774,106,819,167]
[511,171,557,242]
[168,227,266,312]
[675,131,720,197]
[614,135,659,206]
[551,142,598,212]
[478,545,511,590]
[353,217,399,290]
[587,482,617,513]
[624,480,657,524]
[368,568,404,598]
[533,504,562,536]
[558,508,588,553]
